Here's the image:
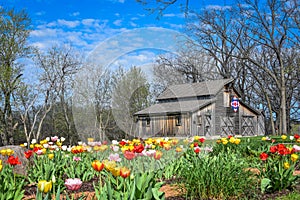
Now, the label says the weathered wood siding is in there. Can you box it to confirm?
[138,114,190,138]
[191,104,215,136]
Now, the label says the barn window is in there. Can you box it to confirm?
[197,115,202,125]
[176,115,182,126]
[146,117,150,126]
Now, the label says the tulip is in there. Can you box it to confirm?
[6,149,14,156]
[7,155,21,165]
[38,180,52,193]
[73,156,81,161]
[175,147,183,152]
[92,160,104,171]
[24,150,34,159]
[51,136,58,142]
[154,151,163,160]
[281,135,287,140]
[124,150,135,160]
[109,153,122,162]
[234,138,241,145]
[48,153,54,160]
[111,167,121,177]
[259,152,268,161]
[291,154,299,162]
[103,160,116,172]
[194,146,201,154]
[120,167,130,178]
[65,178,82,191]
[284,162,290,169]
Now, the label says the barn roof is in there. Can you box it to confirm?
[134,98,215,116]
[156,78,234,100]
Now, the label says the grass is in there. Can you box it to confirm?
[275,191,300,200]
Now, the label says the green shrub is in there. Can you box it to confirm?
[178,151,257,199]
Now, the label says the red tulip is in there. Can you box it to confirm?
[199,138,205,143]
[24,150,34,159]
[133,144,144,153]
[7,156,21,165]
[269,146,277,153]
[194,146,201,154]
[259,152,268,161]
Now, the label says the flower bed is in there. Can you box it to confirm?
[0,134,300,199]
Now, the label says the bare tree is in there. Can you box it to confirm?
[0,7,31,145]
[16,44,82,143]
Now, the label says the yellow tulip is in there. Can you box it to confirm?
[38,180,52,193]
[0,159,2,165]
[234,138,241,145]
[0,149,7,156]
[48,153,54,160]
[111,167,121,177]
[221,138,228,145]
[0,164,2,172]
[284,162,290,169]
[6,149,14,156]
[291,154,299,162]
[194,136,200,140]
[229,137,235,144]
[281,135,287,140]
[103,160,116,172]
[261,137,266,141]
[176,147,183,152]
[41,148,47,154]
[30,144,34,149]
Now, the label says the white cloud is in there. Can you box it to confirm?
[31,28,57,37]
[130,21,137,27]
[35,11,45,16]
[57,19,80,28]
[205,5,232,10]
[113,19,122,26]
[164,13,176,17]
[70,12,80,17]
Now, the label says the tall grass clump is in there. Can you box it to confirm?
[178,150,258,199]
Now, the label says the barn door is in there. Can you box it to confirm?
[204,114,212,136]
[241,116,255,136]
[221,117,234,136]
[167,116,174,136]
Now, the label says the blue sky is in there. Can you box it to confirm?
[1,0,233,80]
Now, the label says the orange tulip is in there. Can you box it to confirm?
[154,151,163,160]
[120,167,130,178]
[91,160,104,171]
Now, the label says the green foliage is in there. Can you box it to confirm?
[0,165,25,200]
[258,157,300,193]
[94,171,165,200]
[178,150,257,199]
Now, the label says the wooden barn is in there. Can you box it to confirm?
[134,79,265,138]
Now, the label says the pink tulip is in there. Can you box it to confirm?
[65,178,82,191]
[109,153,122,162]
[73,156,81,161]
[293,145,300,152]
